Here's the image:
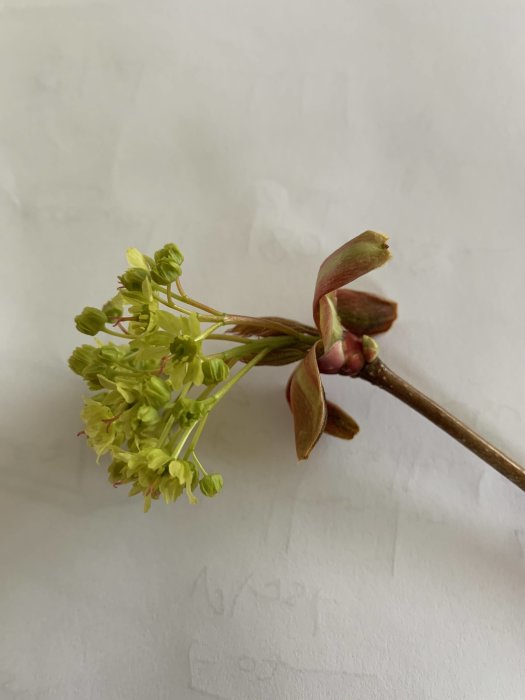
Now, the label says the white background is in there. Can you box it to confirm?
[1,2,525,698]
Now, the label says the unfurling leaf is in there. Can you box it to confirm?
[313,231,391,325]
[288,342,327,460]
[324,401,359,440]
[334,288,397,335]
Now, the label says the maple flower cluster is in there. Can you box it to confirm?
[70,244,239,511]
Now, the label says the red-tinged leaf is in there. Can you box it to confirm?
[318,293,344,351]
[334,289,397,335]
[324,401,360,440]
[313,231,391,325]
[287,341,327,460]
[317,340,345,374]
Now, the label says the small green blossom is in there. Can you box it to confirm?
[168,459,198,504]
[199,474,224,497]
[68,344,98,376]
[158,475,183,504]
[102,295,124,321]
[98,345,125,363]
[174,396,218,428]
[137,405,160,424]
[81,398,123,459]
[202,358,230,386]
[151,243,184,284]
[143,376,172,408]
[146,448,171,472]
[75,307,107,336]
[118,267,149,291]
[170,335,199,362]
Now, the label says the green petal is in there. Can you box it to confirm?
[287,341,327,460]
[126,247,150,270]
[185,357,204,385]
[313,231,391,325]
[334,289,397,335]
[147,448,170,472]
[169,459,186,482]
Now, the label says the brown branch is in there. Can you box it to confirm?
[359,358,525,492]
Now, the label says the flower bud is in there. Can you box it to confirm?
[102,295,124,321]
[83,361,113,390]
[118,267,149,291]
[170,335,198,362]
[174,396,217,428]
[199,473,224,497]
[75,307,107,335]
[362,335,379,363]
[68,344,98,376]
[137,405,159,424]
[202,358,230,385]
[143,376,172,408]
[151,243,184,284]
[107,460,126,485]
[98,345,124,363]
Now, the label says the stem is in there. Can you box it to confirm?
[212,347,271,401]
[153,293,220,323]
[183,415,209,460]
[225,315,317,340]
[190,451,208,476]
[102,327,131,339]
[195,321,225,342]
[180,296,222,316]
[213,335,294,362]
[172,352,269,461]
[172,425,195,459]
[359,358,525,492]
[164,286,223,316]
[158,414,175,448]
[207,333,253,344]
[153,293,195,316]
